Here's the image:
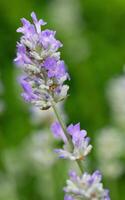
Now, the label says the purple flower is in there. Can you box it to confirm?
[64,195,74,200]
[14,43,32,66]
[91,170,102,182]
[17,18,35,38]
[15,12,69,109]
[43,57,58,77]
[20,78,38,102]
[51,121,67,143]
[40,29,62,51]
[31,12,46,34]
[64,170,110,200]
[43,57,67,79]
[69,170,77,180]
[67,123,87,147]
[51,122,92,160]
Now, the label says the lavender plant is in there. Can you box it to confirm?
[96,127,124,179]
[15,12,110,200]
[95,74,125,179]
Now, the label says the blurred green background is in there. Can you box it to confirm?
[0,0,125,199]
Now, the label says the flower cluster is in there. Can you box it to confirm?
[15,12,69,110]
[64,170,110,200]
[51,122,92,160]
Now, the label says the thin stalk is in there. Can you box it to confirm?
[51,101,84,173]
[52,101,73,147]
[76,160,84,173]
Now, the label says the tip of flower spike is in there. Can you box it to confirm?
[31,11,37,22]
[31,11,47,26]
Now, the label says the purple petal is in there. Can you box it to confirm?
[64,195,74,200]
[20,78,38,102]
[69,170,77,180]
[40,29,62,51]
[51,122,67,143]
[92,170,102,182]
[31,12,46,33]
[44,57,57,70]
[104,189,110,200]
[17,17,35,37]
[54,149,67,159]
[14,43,32,66]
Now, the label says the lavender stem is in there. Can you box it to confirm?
[51,101,84,173]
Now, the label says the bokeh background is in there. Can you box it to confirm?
[0,0,125,199]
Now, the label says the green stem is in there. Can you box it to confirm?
[76,160,84,173]
[51,101,84,173]
[52,102,73,147]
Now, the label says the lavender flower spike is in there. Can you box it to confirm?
[15,12,69,110]
[15,12,110,200]
[64,170,110,200]
[51,122,92,160]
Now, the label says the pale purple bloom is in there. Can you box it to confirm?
[20,78,38,102]
[31,12,46,33]
[67,123,87,147]
[43,57,66,79]
[17,18,36,38]
[64,170,110,200]
[14,43,32,66]
[69,171,77,181]
[40,30,62,51]
[15,12,69,109]
[51,122,92,160]
[64,195,74,200]
[51,121,67,143]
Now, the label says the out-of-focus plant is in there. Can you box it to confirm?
[3,129,56,200]
[30,102,67,126]
[107,74,125,129]
[0,174,18,200]
[96,74,125,179]
[47,0,90,64]
[96,126,125,179]
[0,80,6,115]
